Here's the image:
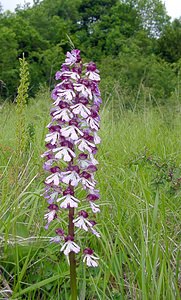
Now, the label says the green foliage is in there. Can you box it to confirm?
[100,53,176,109]
[130,148,181,193]
[16,55,29,155]
[78,1,141,59]
[157,18,181,63]
[131,0,170,36]
[0,0,180,297]
[0,0,180,105]
[0,1,72,98]
[0,26,18,98]
[78,0,117,29]
[0,96,180,299]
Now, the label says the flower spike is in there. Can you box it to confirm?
[42,49,102,273]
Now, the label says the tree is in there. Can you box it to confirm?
[0,0,177,101]
[0,2,3,14]
[0,26,18,98]
[124,0,170,37]
[157,18,181,63]
[75,1,142,59]
[78,0,117,30]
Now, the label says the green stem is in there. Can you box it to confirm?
[69,208,77,300]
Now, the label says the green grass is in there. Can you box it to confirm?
[0,95,181,299]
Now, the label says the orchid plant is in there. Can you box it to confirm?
[42,49,101,299]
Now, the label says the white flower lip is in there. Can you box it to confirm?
[91,228,101,238]
[45,173,60,186]
[53,147,76,162]
[61,171,80,187]
[86,71,100,81]
[90,202,100,213]
[65,52,78,66]
[83,254,99,267]
[60,240,80,256]
[57,89,76,102]
[45,132,59,145]
[94,132,101,144]
[53,108,73,122]
[81,177,96,190]
[74,83,92,100]
[61,126,83,141]
[73,216,93,231]
[57,194,80,208]
[71,103,91,118]
[86,117,99,131]
[75,139,95,153]
[44,210,56,224]
[59,71,80,80]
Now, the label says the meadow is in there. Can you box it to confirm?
[0,92,181,299]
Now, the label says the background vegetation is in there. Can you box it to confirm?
[0,0,181,106]
[0,0,181,299]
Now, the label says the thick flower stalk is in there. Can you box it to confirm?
[42,49,101,298]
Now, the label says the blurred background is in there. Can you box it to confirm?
[0,0,181,108]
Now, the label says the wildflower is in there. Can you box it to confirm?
[89,220,101,237]
[50,228,65,243]
[57,88,76,102]
[90,201,100,213]
[53,146,76,161]
[65,49,81,66]
[52,108,73,122]
[61,168,80,186]
[94,132,101,144]
[42,49,102,274]
[74,83,92,99]
[45,131,60,145]
[86,116,99,131]
[73,210,93,231]
[58,194,80,208]
[70,103,91,118]
[61,236,80,256]
[80,171,96,190]
[61,124,83,140]
[83,248,99,267]
[75,138,95,153]
[45,167,61,186]
[44,204,59,229]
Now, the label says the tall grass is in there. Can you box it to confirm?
[0,94,180,299]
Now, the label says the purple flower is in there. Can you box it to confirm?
[53,146,76,162]
[45,172,61,186]
[61,235,80,256]
[50,228,65,243]
[61,169,80,187]
[78,153,88,160]
[87,193,100,201]
[65,49,81,66]
[73,210,93,231]
[52,107,73,122]
[42,49,102,267]
[83,248,99,267]
[61,124,83,141]
[86,165,97,173]
[88,220,100,237]
[55,228,65,236]
[86,68,100,81]
[71,103,91,118]
[57,193,80,208]
[44,204,59,229]
[86,62,97,72]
